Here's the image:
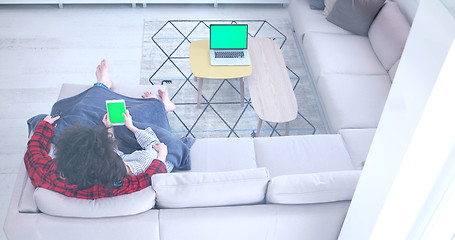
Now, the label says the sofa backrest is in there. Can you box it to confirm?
[368,1,411,74]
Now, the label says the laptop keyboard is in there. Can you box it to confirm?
[215,51,244,58]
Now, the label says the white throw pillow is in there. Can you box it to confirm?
[266,170,361,204]
[323,0,337,16]
[34,187,157,218]
[152,168,270,209]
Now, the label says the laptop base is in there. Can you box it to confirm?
[210,50,251,66]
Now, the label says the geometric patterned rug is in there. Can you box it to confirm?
[140,19,327,138]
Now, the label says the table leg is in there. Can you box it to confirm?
[197,77,203,108]
[240,77,244,107]
[256,118,263,137]
[285,122,290,136]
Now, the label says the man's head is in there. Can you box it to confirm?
[54,124,126,189]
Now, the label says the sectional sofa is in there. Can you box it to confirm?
[4,1,414,238]
[289,0,411,133]
[5,84,368,240]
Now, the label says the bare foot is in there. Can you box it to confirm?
[142,90,175,112]
[95,59,113,89]
[141,91,158,99]
[158,89,176,112]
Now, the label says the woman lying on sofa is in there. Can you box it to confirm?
[24,59,192,199]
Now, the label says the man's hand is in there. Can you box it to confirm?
[153,143,168,162]
[43,115,60,127]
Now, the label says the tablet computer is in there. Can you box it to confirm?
[106,99,126,126]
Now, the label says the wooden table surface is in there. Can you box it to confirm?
[189,39,252,79]
[189,39,252,107]
[247,37,298,124]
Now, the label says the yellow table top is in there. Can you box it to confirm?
[189,39,252,79]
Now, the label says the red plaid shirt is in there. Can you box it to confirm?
[24,121,167,199]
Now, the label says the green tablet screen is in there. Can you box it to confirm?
[106,100,126,125]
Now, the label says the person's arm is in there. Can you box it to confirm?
[152,143,168,163]
[134,128,160,150]
[111,159,167,196]
[24,116,60,188]
[122,109,138,133]
[102,113,115,139]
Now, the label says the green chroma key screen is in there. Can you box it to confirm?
[106,100,126,125]
[210,24,248,49]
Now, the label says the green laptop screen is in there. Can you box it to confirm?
[210,24,248,49]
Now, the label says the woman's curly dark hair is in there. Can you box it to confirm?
[54,124,126,189]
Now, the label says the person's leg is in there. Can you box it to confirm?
[142,89,176,112]
[94,59,114,89]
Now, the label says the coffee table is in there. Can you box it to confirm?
[248,37,298,136]
[189,39,252,108]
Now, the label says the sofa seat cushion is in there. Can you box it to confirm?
[289,0,351,42]
[317,74,391,132]
[189,137,257,172]
[152,168,269,209]
[368,1,411,71]
[303,32,387,84]
[34,186,157,218]
[266,170,361,204]
[159,202,351,240]
[253,135,354,178]
[338,128,377,169]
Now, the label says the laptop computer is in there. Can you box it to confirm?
[209,24,251,66]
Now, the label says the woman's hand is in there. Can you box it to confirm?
[43,115,60,127]
[102,113,112,128]
[123,110,138,133]
[153,143,168,162]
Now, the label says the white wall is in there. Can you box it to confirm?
[338,0,455,239]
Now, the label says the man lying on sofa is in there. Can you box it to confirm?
[24,59,192,199]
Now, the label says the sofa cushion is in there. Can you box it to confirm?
[303,32,387,84]
[159,202,351,240]
[368,1,410,71]
[253,135,354,178]
[289,0,351,43]
[338,128,377,169]
[317,74,391,132]
[152,168,269,209]
[34,187,157,218]
[323,0,337,16]
[189,138,257,172]
[327,0,385,36]
[266,170,361,204]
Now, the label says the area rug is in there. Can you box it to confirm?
[140,19,327,138]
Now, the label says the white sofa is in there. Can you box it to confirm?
[289,0,411,133]
[4,84,369,240]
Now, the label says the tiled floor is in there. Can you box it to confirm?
[0,3,291,239]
